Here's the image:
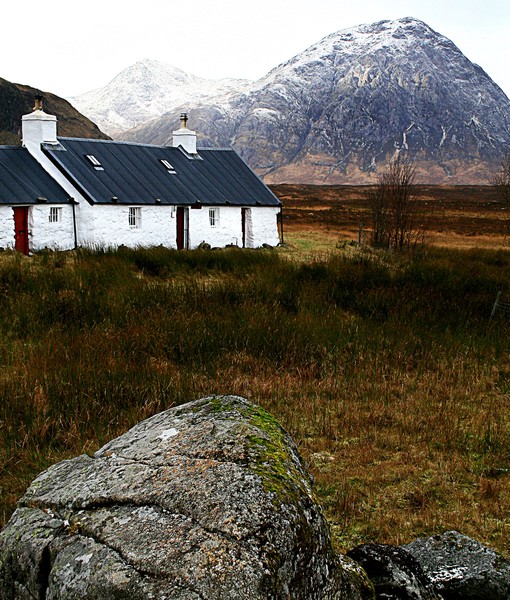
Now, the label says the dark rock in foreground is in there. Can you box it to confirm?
[0,395,373,599]
[347,543,441,599]
[404,531,510,600]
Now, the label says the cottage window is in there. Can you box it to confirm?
[129,207,142,229]
[209,208,219,227]
[159,159,177,173]
[85,155,104,170]
[49,207,61,223]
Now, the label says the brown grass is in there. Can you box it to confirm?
[273,184,510,250]
[2,192,510,563]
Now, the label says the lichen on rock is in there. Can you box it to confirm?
[0,394,374,599]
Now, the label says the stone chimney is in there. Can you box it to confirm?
[22,95,58,154]
[172,112,197,154]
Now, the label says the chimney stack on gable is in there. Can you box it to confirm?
[172,112,197,155]
[22,95,58,154]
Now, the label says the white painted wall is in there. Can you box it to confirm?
[0,206,14,250]
[0,205,75,251]
[249,207,281,247]
[86,205,178,248]
[30,205,75,251]
[188,206,280,248]
[189,206,242,248]
[80,204,280,250]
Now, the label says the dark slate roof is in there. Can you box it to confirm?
[0,146,70,205]
[43,138,282,207]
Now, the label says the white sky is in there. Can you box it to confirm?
[2,0,510,99]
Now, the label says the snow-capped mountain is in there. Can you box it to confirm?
[89,19,510,183]
[69,59,251,136]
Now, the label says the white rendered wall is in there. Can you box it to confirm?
[0,206,15,250]
[87,205,178,248]
[188,206,280,248]
[30,205,75,251]
[188,206,243,248]
[0,205,75,251]
[81,205,280,250]
[247,207,281,247]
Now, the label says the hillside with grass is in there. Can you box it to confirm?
[0,77,109,145]
[1,244,509,556]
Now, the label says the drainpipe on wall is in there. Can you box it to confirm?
[279,205,284,245]
[70,198,78,249]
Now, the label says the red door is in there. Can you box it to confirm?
[13,207,30,255]
[176,207,189,249]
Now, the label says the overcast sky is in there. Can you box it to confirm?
[3,0,510,99]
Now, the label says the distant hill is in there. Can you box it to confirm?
[0,77,109,145]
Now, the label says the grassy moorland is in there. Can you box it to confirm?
[275,183,509,250]
[1,236,510,557]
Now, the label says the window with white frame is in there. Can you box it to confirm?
[209,207,218,227]
[129,207,142,229]
[49,207,61,223]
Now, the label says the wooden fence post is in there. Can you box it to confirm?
[491,291,502,319]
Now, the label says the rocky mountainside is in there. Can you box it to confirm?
[70,59,251,136]
[0,77,109,145]
[118,18,510,184]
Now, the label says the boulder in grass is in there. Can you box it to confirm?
[0,395,374,599]
[347,543,442,600]
[403,530,510,600]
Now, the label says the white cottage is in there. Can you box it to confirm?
[0,98,282,254]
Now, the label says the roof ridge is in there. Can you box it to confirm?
[56,138,236,153]
[57,137,170,149]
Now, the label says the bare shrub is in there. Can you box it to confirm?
[368,158,424,253]
[492,153,510,236]
[492,153,510,205]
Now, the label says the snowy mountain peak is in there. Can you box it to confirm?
[261,17,459,86]
[70,59,251,135]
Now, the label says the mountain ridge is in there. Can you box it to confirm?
[78,18,510,184]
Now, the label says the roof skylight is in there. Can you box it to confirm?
[159,159,177,174]
[85,154,104,170]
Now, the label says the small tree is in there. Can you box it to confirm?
[492,153,510,202]
[492,153,510,237]
[368,158,422,253]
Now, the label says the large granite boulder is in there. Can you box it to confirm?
[0,395,373,599]
[404,531,510,600]
[347,543,442,600]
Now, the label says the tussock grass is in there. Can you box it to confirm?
[1,245,510,557]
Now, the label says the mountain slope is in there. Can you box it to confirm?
[70,59,251,136]
[0,78,109,145]
[119,18,510,184]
